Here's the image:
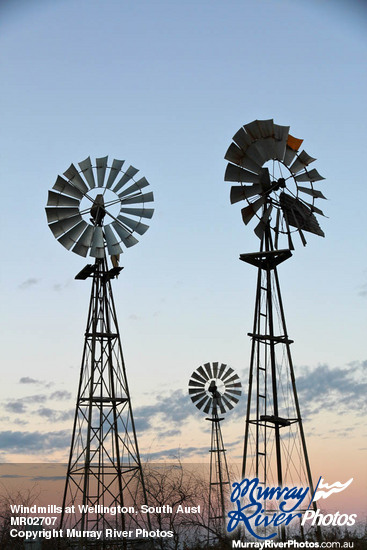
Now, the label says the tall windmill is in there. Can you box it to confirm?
[188,362,241,543]
[224,119,325,539]
[46,156,153,547]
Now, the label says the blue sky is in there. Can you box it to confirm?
[0,0,366,509]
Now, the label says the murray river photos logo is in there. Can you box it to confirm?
[227,477,356,540]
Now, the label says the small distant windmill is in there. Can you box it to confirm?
[46,156,153,547]
[224,119,325,540]
[188,362,241,543]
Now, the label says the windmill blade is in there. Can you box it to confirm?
[226,388,242,396]
[225,393,239,406]
[289,150,316,174]
[190,371,208,385]
[225,373,241,385]
[203,400,212,414]
[226,381,242,389]
[225,163,260,183]
[78,157,96,189]
[117,215,149,235]
[273,124,290,161]
[298,186,326,199]
[58,221,88,251]
[221,366,234,382]
[46,207,80,223]
[197,365,210,381]
[189,387,206,396]
[112,221,139,248]
[203,362,214,378]
[283,145,298,167]
[287,134,303,151]
[217,363,227,379]
[49,214,83,238]
[72,225,94,257]
[104,225,123,256]
[241,196,266,225]
[118,177,150,198]
[304,201,326,217]
[255,137,275,163]
[63,164,89,194]
[121,191,154,205]
[106,159,125,189]
[90,226,104,258]
[218,395,230,413]
[230,184,262,204]
[244,142,268,166]
[245,119,274,139]
[190,391,207,404]
[295,168,325,182]
[254,204,273,240]
[225,142,245,165]
[298,227,307,246]
[113,165,139,193]
[188,380,206,388]
[212,362,219,378]
[259,167,271,188]
[196,395,211,411]
[119,207,154,219]
[52,176,84,199]
[47,191,80,208]
[232,126,253,151]
[96,156,108,187]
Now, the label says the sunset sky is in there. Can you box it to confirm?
[0,0,366,520]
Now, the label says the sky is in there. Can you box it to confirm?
[0,0,366,518]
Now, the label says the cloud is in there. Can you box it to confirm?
[358,283,367,297]
[18,278,40,290]
[19,377,38,384]
[142,446,208,461]
[134,390,194,434]
[36,407,74,422]
[3,394,49,415]
[4,402,26,414]
[31,476,65,481]
[19,377,53,388]
[49,391,72,401]
[296,361,367,418]
[0,430,70,453]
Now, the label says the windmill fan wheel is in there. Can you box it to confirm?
[188,362,241,415]
[46,156,154,258]
[224,119,326,249]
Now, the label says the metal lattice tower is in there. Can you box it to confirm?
[224,119,326,540]
[188,363,241,544]
[46,156,154,547]
[240,233,317,540]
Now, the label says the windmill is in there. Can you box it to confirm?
[188,362,241,543]
[224,119,325,540]
[46,156,153,547]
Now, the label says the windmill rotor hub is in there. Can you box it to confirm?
[90,194,106,226]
